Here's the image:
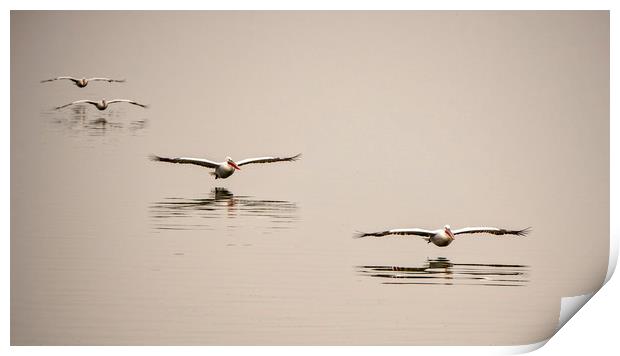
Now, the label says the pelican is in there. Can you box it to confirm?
[55,99,148,110]
[150,153,301,179]
[41,76,125,88]
[356,225,530,247]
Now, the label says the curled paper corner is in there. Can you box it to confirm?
[493,235,617,355]
[558,293,595,331]
[498,293,597,355]
[524,234,617,352]
[499,339,549,354]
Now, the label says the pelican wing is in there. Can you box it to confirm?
[88,77,126,83]
[41,76,78,83]
[150,155,219,169]
[107,99,148,108]
[236,153,301,167]
[355,228,436,239]
[54,100,97,110]
[452,227,531,237]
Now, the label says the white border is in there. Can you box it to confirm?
[4,1,617,355]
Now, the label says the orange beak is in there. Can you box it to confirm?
[228,161,241,170]
[446,229,455,239]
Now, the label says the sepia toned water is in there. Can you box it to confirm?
[11,11,609,345]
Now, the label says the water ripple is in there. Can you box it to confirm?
[357,257,529,287]
[44,105,148,137]
[149,188,299,231]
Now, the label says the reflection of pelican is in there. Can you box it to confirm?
[212,187,234,199]
[212,187,237,214]
[357,258,529,287]
[68,105,88,121]
[150,153,301,179]
[356,225,530,247]
[41,76,125,88]
[49,106,147,136]
[149,188,298,231]
[91,118,109,125]
[55,98,148,110]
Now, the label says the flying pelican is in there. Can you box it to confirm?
[55,99,148,110]
[356,225,530,247]
[41,76,125,88]
[150,153,301,179]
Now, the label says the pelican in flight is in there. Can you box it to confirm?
[41,76,125,88]
[356,225,530,247]
[55,99,148,110]
[150,153,301,179]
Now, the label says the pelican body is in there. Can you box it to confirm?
[357,225,530,247]
[214,157,240,179]
[74,78,89,88]
[429,227,455,247]
[151,154,301,180]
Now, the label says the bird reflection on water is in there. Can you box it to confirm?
[358,257,529,287]
[47,105,148,136]
[150,188,299,231]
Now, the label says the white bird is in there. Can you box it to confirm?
[356,225,530,247]
[55,98,148,110]
[150,153,301,179]
[41,76,125,88]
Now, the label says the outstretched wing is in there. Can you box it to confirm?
[452,227,531,237]
[236,153,301,167]
[355,228,436,239]
[54,100,97,110]
[41,76,78,83]
[150,155,219,169]
[107,99,148,108]
[88,77,126,83]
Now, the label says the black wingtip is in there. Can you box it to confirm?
[290,153,302,161]
[149,154,163,162]
[132,102,149,108]
[353,231,368,239]
[517,227,532,236]
[354,230,378,239]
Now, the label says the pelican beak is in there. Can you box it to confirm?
[228,161,241,170]
[446,229,455,239]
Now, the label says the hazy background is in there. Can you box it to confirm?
[11,11,609,345]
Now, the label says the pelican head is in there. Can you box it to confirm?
[444,224,455,239]
[226,156,241,170]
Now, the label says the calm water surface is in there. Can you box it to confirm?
[11,12,609,345]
